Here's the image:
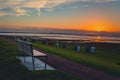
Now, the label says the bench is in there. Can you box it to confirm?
[16,40,47,70]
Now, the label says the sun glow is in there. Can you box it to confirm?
[78,18,114,32]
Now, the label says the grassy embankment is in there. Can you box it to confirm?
[0,40,82,80]
[33,41,120,75]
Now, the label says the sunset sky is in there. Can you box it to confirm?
[0,0,120,32]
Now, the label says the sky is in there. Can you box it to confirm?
[0,0,120,32]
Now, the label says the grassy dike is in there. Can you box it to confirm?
[0,40,82,80]
[33,41,120,75]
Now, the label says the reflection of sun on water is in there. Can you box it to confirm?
[94,36,101,42]
[97,36,101,40]
[94,28,101,42]
[96,26,102,41]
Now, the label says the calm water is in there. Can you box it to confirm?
[0,33,120,43]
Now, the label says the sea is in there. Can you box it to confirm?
[0,33,120,43]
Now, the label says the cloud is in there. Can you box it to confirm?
[0,0,118,16]
[0,0,66,16]
[67,0,119,2]
[0,11,7,16]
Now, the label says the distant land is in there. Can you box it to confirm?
[0,27,120,37]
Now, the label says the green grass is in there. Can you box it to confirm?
[33,41,120,75]
[0,40,82,80]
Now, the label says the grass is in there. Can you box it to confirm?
[33,41,120,75]
[0,40,82,80]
